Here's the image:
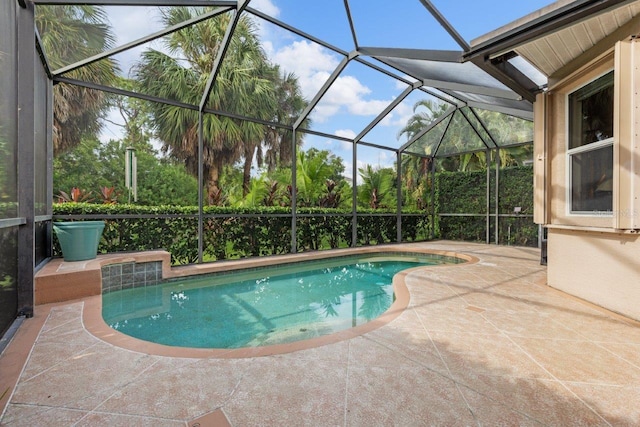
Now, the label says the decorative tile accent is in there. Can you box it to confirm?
[101,261,162,293]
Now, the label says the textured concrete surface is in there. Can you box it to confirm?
[2,241,640,426]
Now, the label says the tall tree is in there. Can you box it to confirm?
[36,5,118,154]
[135,8,275,202]
[262,65,310,172]
[397,99,450,146]
[396,99,448,197]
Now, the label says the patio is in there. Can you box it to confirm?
[2,241,640,426]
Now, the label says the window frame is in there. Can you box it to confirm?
[565,69,615,217]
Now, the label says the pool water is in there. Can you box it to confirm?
[102,253,462,349]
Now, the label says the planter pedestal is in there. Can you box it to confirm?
[53,221,105,262]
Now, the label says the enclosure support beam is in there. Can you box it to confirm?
[291,129,298,253]
[343,0,359,50]
[431,159,436,240]
[16,1,36,316]
[419,0,471,51]
[294,53,355,130]
[352,142,358,248]
[486,149,491,244]
[200,3,249,112]
[396,151,402,243]
[400,106,455,154]
[495,148,501,244]
[45,72,54,262]
[356,83,416,144]
[469,107,498,147]
[53,7,232,77]
[197,113,204,263]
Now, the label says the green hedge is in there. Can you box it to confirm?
[52,204,434,264]
[436,166,537,245]
[51,167,535,264]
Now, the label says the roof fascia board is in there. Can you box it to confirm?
[464,0,635,61]
[549,11,640,84]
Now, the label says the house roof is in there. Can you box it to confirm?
[467,0,640,86]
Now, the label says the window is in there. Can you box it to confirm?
[567,71,614,213]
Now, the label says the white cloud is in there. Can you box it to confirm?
[249,0,280,17]
[335,129,356,139]
[271,40,338,96]
[269,40,400,124]
[343,160,353,181]
[380,100,414,128]
[395,75,415,90]
[334,129,356,151]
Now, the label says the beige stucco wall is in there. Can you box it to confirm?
[538,37,640,321]
[548,228,640,320]
[546,53,614,229]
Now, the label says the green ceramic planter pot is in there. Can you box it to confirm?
[53,221,105,262]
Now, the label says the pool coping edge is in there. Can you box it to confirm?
[83,247,478,359]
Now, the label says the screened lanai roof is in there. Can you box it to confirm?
[33,0,639,160]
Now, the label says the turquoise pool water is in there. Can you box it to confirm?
[102,253,462,349]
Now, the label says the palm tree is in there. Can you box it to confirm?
[262,65,310,172]
[36,5,118,154]
[135,8,275,202]
[396,98,449,188]
[400,153,431,209]
[397,99,450,146]
[358,165,396,209]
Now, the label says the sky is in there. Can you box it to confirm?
[93,0,554,181]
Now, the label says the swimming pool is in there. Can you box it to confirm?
[102,252,464,350]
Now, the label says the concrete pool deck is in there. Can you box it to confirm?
[2,241,640,426]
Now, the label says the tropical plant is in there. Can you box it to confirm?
[53,137,198,206]
[36,5,118,154]
[358,165,396,209]
[99,186,119,204]
[56,187,94,203]
[318,180,341,208]
[397,99,450,145]
[295,149,346,207]
[135,8,276,202]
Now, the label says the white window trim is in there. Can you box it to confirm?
[565,70,614,217]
